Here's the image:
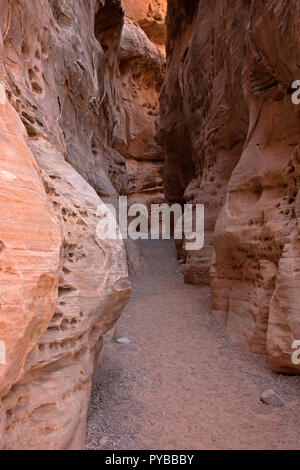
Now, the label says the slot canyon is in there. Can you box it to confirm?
[0,0,299,450]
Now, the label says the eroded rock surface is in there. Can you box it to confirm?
[114,0,166,210]
[159,0,300,373]
[123,0,166,50]
[0,0,130,449]
[0,88,61,448]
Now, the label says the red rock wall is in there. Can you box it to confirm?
[160,0,300,373]
[109,0,166,212]
[0,0,131,449]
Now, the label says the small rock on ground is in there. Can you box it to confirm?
[99,436,109,446]
[115,337,132,345]
[260,389,285,408]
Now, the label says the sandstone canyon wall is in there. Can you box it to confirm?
[160,0,300,374]
[0,0,132,449]
[114,0,166,212]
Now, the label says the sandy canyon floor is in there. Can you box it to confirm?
[86,240,300,450]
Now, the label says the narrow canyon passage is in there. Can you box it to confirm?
[1,0,300,450]
[86,240,300,450]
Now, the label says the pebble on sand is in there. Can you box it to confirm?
[260,389,285,408]
[115,337,132,345]
[99,436,109,446]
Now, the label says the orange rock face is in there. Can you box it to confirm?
[122,0,167,49]
[113,1,166,211]
[0,89,61,448]
[0,0,130,449]
[159,0,300,373]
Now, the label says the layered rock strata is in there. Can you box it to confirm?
[114,0,166,211]
[0,0,131,449]
[159,0,300,373]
